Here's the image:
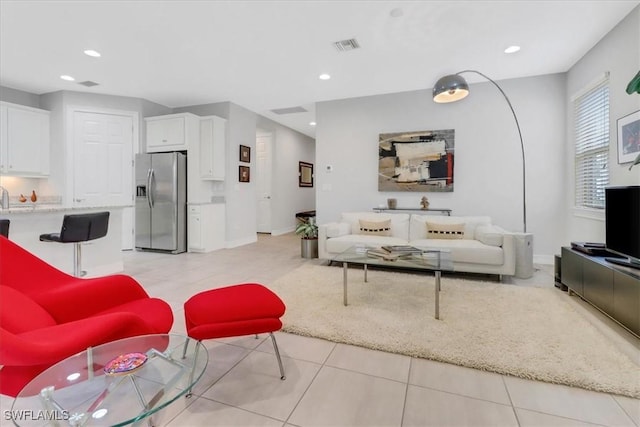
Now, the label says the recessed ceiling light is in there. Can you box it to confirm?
[319,74,331,80]
[84,49,101,57]
[60,75,75,81]
[504,46,521,54]
[309,121,317,126]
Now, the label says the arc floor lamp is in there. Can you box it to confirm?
[432,70,527,233]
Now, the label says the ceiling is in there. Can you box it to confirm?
[1,1,638,138]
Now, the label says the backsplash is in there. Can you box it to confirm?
[8,195,62,206]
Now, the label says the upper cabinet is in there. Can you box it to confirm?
[199,115,226,180]
[145,113,200,152]
[0,102,51,177]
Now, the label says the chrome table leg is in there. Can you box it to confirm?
[435,270,441,320]
[343,262,348,306]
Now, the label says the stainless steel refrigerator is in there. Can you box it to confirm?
[135,152,187,253]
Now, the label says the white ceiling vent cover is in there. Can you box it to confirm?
[333,38,360,51]
[270,106,308,115]
[78,80,99,87]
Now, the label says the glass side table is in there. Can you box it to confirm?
[10,334,208,427]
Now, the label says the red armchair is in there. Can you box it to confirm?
[0,236,173,396]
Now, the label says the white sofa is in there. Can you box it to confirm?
[318,212,516,277]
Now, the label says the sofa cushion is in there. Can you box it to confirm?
[410,239,504,265]
[342,212,409,240]
[326,235,408,255]
[426,221,465,239]
[410,215,491,241]
[359,219,391,236]
[0,286,56,334]
[475,224,505,247]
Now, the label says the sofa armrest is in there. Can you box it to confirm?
[501,233,516,276]
[33,274,151,324]
[475,224,507,247]
[324,222,351,238]
[318,224,331,260]
[318,222,350,259]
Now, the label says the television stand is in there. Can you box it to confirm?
[561,247,639,337]
[605,257,640,270]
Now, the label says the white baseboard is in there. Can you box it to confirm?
[271,226,295,236]
[534,254,554,265]
[225,235,258,248]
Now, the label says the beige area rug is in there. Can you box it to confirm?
[268,264,640,398]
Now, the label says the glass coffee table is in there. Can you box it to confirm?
[10,334,208,427]
[332,245,453,319]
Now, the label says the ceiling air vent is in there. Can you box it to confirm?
[333,38,360,52]
[270,106,308,115]
[78,80,99,87]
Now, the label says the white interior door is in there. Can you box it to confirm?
[73,111,135,249]
[256,132,272,233]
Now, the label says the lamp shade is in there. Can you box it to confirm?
[432,74,469,103]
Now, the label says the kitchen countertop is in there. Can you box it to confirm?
[0,204,133,214]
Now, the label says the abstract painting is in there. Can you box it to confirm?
[378,129,455,192]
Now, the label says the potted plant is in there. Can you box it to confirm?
[295,217,318,258]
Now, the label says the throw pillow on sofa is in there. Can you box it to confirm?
[359,219,392,236]
[425,221,465,239]
[341,212,410,240]
[409,215,491,241]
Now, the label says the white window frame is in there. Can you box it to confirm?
[572,73,610,214]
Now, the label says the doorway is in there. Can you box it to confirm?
[68,107,138,250]
[256,131,273,234]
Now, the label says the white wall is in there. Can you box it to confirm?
[0,85,40,108]
[2,88,315,250]
[256,116,315,235]
[316,73,567,262]
[175,102,315,245]
[36,90,172,205]
[564,5,640,244]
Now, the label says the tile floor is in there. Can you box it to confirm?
[2,233,639,426]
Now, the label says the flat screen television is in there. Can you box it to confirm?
[605,185,640,269]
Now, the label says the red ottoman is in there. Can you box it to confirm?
[184,283,286,379]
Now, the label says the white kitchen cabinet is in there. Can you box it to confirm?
[145,113,199,152]
[188,203,226,253]
[0,102,50,177]
[188,205,203,251]
[199,115,226,180]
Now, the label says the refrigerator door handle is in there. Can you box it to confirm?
[147,168,154,208]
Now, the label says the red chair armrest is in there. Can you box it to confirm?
[0,312,156,366]
[34,275,151,323]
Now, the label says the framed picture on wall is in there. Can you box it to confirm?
[378,129,455,192]
[239,165,250,182]
[617,110,640,164]
[240,145,251,163]
[299,162,314,187]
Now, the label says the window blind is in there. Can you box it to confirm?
[574,76,609,209]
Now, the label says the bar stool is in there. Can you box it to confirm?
[39,212,110,277]
[0,219,9,238]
